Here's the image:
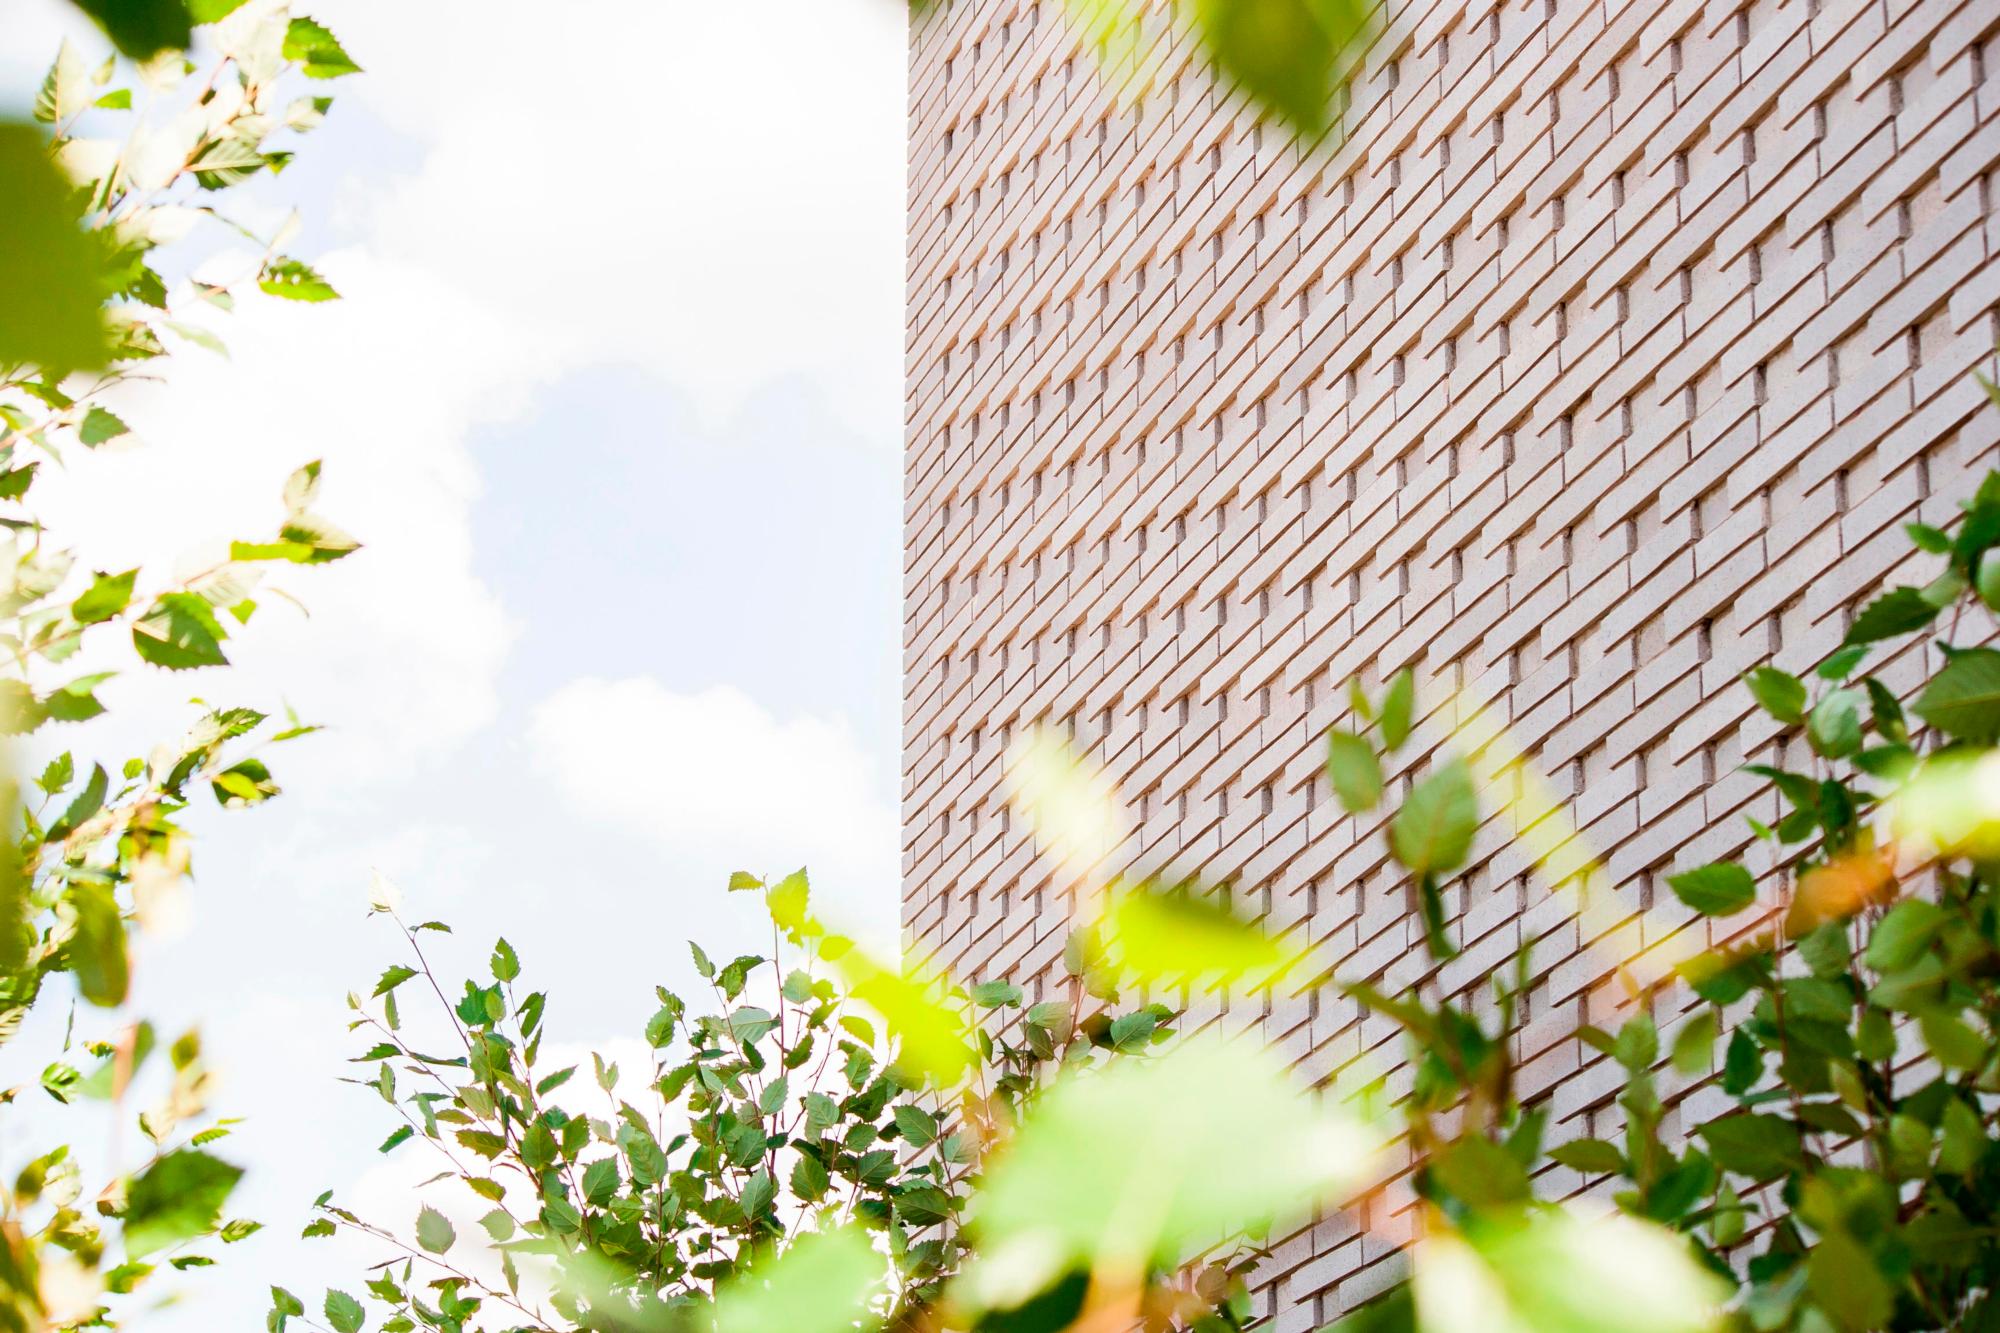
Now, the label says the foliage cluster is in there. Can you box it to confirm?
[0,7,357,1329]
[301,443,2000,1333]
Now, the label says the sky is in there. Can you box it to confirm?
[1,0,908,1322]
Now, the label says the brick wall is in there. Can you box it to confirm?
[903,0,2000,1322]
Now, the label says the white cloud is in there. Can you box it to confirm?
[30,253,523,775]
[322,0,907,440]
[528,676,900,941]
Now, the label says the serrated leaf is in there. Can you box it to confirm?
[1844,585,1942,646]
[259,257,339,302]
[323,1289,364,1333]
[414,1204,454,1254]
[132,592,229,669]
[282,17,362,78]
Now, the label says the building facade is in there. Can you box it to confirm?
[904,0,2000,1322]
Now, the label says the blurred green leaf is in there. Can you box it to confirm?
[1743,666,1806,724]
[69,0,193,60]
[1916,648,2000,742]
[1414,1208,1725,1333]
[1807,688,1864,759]
[0,122,111,371]
[1666,863,1755,917]
[1102,880,1306,991]
[258,257,339,302]
[126,1149,242,1257]
[1189,0,1374,137]
[1389,758,1476,877]
[709,1225,882,1333]
[1326,729,1382,812]
[959,1036,1376,1311]
[1379,668,1415,749]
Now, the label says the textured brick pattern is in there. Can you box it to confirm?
[904,0,2000,1321]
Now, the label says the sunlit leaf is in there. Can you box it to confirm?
[1101,880,1307,991]
[0,123,111,370]
[959,1035,1378,1312]
[709,1225,883,1333]
[1414,1208,1724,1333]
[282,17,361,78]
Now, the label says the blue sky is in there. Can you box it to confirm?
[2,0,907,1321]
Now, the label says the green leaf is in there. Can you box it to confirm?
[1613,1013,1658,1071]
[125,1150,242,1257]
[581,1155,621,1205]
[323,1289,365,1333]
[0,123,112,370]
[1325,729,1382,812]
[490,937,519,982]
[1379,668,1415,749]
[790,1153,829,1202]
[78,405,129,446]
[961,1036,1374,1308]
[259,257,339,302]
[1978,550,2000,612]
[1920,1011,1987,1071]
[1189,0,1374,137]
[132,592,229,669]
[1915,647,2000,742]
[1907,521,1953,553]
[1103,881,1306,990]
[36,41,88,124]
[1865,900,1945,971]
[1549,1139,1625,1174]
[1388,758,1477,876]
[71,569,137,625]
[968,979,1021,1008]
[70,0,193,60]
[1666,862,1755,917]
[767,867,811,931]
[1815,644,1868,680]
[282,17,362,78]
[892,1103,939,1146]
[1699,1113,1802,1178]
[1722,1028,1761,1096]
[710,1225,883,1333]
[1743,667,1807,724]
[1843,585,1943,646]
[211,756,278,806]
[1807,688,1864,759]
[414,1205,454,1254]
[66,881,127,1005]
[1430,1136,1531,1206]
[372,965,417,997]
